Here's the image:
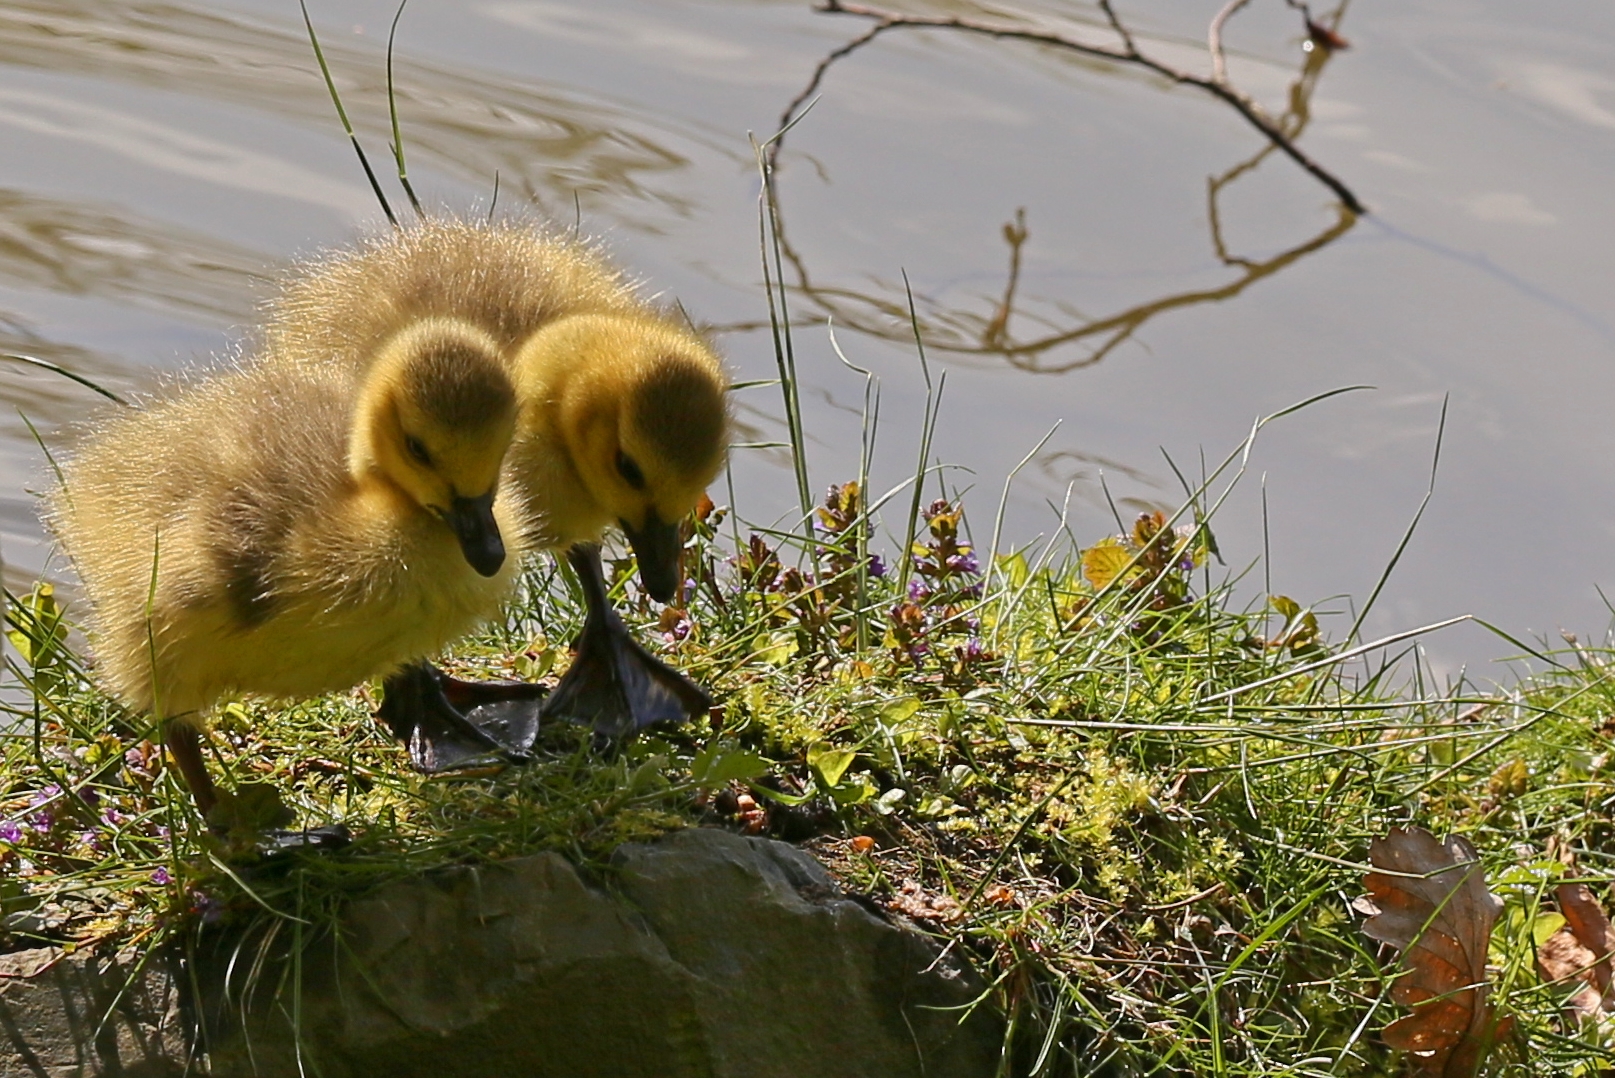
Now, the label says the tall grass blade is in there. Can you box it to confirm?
[299,0,397,227]
[385,0,424,218]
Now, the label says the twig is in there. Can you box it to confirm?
[810,0,1364,214]
[1209,0,1253,85]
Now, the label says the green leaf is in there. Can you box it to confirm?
[871,788,907,815]
[748,783,814,806]
[997,551,1029,590]
[1268,595,1301,621]
[752,632,798,666]
[880,698,922,727]
[690,744,771,788]
[807,744,858,788]
[1081,538,1134,590]
[1532,911,1567,946]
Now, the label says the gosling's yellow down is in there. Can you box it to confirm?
[46,316,527,811]
[264,219,731,600]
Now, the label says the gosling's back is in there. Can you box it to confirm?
[266,219,641,373]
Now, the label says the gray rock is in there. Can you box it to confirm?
[0,830,1001,1077]
[0,945,184,1077]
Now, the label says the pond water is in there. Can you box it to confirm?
[1,0,1612,680]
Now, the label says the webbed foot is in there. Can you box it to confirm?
[541,543,712,739]
[377,662,545,773]
[203,782,351,858]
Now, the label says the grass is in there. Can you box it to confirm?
[2,20,1610,1068]
[5,413,1615,1074]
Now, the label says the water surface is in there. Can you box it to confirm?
[2,0,1612,679]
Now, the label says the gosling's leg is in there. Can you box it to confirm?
[164,716,348,851]
[377,662,543,773]
[541,543,713,738]
[163,715,219,816]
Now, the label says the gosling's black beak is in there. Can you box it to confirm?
[445,492,505,577]
[621,509,680,603]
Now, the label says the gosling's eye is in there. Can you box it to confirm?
[616,450,646,490]
[405,435,433,467]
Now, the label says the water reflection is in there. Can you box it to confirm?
[0,1,721,226]
[736,9,1358,373]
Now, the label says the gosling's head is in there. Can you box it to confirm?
[353,318,518,577]
[528,314,728,602]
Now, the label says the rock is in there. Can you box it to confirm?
[0,830,1001,1077]
[0,945,185,1077]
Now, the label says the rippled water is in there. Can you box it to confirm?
[1,0,1612,677]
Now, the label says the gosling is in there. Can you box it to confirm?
[258,220,729,762]
[46,317,526,815]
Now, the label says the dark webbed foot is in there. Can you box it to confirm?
[377,544,711,769]
[540,543,713,739]
[377,662,544,773]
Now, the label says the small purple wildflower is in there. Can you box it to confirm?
[681,578,697,603]
[150,866,172,886]
[28,811,53,834]
[662,618,693,644]
[867,553,887,579]
[101,808,128,829]
[29,784,60,808]
[908,580,932,602]
[946,550,980,575]
[0,820,21,844]
[963,637,987,661]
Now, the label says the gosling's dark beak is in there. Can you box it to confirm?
[446,492,505,577]
[621,510,680,603]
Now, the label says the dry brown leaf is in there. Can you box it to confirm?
[1557,883,1615,993]
[1537,928,1604,1019]
[1537,883,1615,1018]
[1360,826,1505,1077]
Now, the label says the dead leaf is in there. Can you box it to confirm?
[1556,883,1615,993]
[1537,883,1615,1018]
[889,879,964,924]
[1360,826,1505,1077]
[1537,928,1604,1019]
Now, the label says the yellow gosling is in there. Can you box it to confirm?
[46,316,526,814]
[260,219,730,597]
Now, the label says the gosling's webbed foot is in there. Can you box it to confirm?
[203,783,352,859]
[377,662,545,774]
[257,824,352,855]
[541,543,713,740]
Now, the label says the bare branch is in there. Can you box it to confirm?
[1097,0,1139,57]
[1209,0,1253,85]
[811,0,1365,214]
[771,16,893,169]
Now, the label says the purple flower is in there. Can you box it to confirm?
[75,787,99,808]
[946,550,980,575]
[908,580,932,602]
[29,784,60,808]
[867,554,887,579]
[0,820,21,844]
[681,578,697,603]
[960,583,983,600]
[150,867,172,886]
[963,637,986,661]
[28,812,53,834]
[101,808,127,829]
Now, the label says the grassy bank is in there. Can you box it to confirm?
[3,406,1614,1074]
